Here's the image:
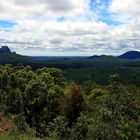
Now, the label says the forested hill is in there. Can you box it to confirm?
[88,51,140,60]
[118,51,140,59]
[0,46,31,63]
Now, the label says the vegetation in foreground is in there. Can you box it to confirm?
[0,64,139,140]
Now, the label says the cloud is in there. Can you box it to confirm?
[0,19,139,55]
[110,0,140,14]
[109,0,140,22]
[0,0,140,55]
[0,0,94,21]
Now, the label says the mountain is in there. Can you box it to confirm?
[88,51,140,60]
[88,55,114,59]
[118,51,140,59]
[0,46,31,63]
[0,46,12,54]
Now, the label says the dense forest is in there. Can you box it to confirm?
[0,64,139,139]
[0,46,140,87]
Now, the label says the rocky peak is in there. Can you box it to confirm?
[0,46,12,54]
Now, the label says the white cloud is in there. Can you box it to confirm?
[109,0,140,22]
[110,0,140,14]
[0,19,140,55]
[0,0,94,20]
[0,0,140,55]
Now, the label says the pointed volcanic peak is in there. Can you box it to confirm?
[118,51,140,59]
[0,46,31,63]
[0,46,12,54]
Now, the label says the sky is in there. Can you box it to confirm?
[0,0,140,56]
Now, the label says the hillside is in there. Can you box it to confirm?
[88,51,140,60]
[118,51,140,59]
[0,46,31,63]
[0,46,11,54]
[88,55,115,59]
[0,53,31,63]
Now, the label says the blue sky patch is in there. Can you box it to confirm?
[97,12,122,26]
[57,17,65,22]
[89,0,121,26]
[0,19,16,28]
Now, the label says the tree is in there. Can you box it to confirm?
[46,116,69,139]
[62,83,85,125]
[87,75,140,140]
[71,113,90,140]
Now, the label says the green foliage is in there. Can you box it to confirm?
[116,120,140,139]
[87,88,107,107]
[87,75,140,140]
[0,65,139,140]
[46,116,69,139]
[0,65,65,137]
[12,113,35,136]
[62,83,85,125]
[70,113,90,140]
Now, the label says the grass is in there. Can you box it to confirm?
[0,135,41,140]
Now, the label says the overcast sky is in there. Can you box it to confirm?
[0,0,140,56]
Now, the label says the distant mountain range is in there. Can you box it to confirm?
[0,46,140,61]
[89,51,140,60]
